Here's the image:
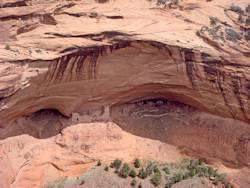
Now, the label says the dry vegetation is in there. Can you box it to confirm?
[44,159,232,188]
[197,3,250,42]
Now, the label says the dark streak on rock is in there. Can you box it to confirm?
[202,56,236,118]
[48,41,131,84]
[232,76,248,120]
[148,41,166,49]
[0,0,27,8]
[106,15,124,19]
[216,73,236,118]
[47,31,133,43]
[202,58,222,87]
[76,55,87,79]
[246,82,250,97]
[183,48,196,86]
[235,133,250,167]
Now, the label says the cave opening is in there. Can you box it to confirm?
[1,95,249,167]
[0,108,70,140]
[31,108,68,119]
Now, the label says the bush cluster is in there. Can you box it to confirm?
[129,169,137,178]
[162,167,170,174]
[225,28,241,41]
[130,179,137,187]
[105,159,232,188]
[97,160,101,166]
[229,4,244,14]
[110,159,122,170]
[119,163,130,178]
[134,158,141,168]
[138,168,147,179]
[104,166,109,171]
[151,171,161,186]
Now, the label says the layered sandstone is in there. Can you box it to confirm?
[0,122,185,188]
[0,0,249,187]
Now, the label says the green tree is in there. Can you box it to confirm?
[129,169,137,178]
[119,163,130,178]
[151,172,161,187]
[162,167,170,174]
[134,158,141,168]
[153,165,160,174]
[104,166,109,171]
[130,179,137,187]
[138,168,147,179]
[111,159,122,170]
[97,160,101,166]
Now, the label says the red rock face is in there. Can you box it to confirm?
[0,0,249,187]
[0,122,185,187]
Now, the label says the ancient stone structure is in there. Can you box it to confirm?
[0,0,249,187]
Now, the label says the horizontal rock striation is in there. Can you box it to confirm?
[0,0,250,187]
[0,40,250,125]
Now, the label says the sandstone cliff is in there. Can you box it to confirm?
[0,0,249,187]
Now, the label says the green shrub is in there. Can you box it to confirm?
[104,166,109,171]
[151,172,161,187]
[153,165,160,174]
[246,4,250,13]
[97,160,101,166]
[225,28,241,41]
[245,30,250,41]
[209,16,219,25]
[130,179,137,187]
[134,158,141,168]
[162,167,170,174]
[145,163,154,176]
[111,159,122,170]
[119,163,130,178]
[4,44,10,50]
[138,168,147,179]
[129,169,137,178]
[89,12,98,18]
[229,4,244,14]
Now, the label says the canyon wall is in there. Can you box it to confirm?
[1,41,250,124]
[0,0,249,187]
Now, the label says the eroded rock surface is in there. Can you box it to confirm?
[0,122,184,188]
[0,0,250,187]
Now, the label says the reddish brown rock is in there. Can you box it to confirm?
[0,0,249,187]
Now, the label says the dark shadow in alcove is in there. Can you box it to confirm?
[110,97,197,145]
[1,97,250,168]
[0,108,70,140]
[109,97,250,168]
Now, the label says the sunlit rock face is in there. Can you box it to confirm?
[1,41,250,124]
[0,0,250,187]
